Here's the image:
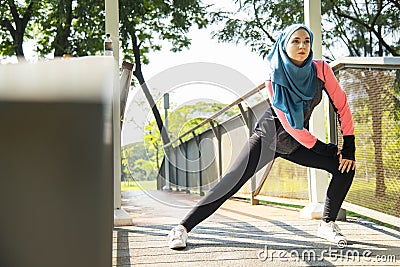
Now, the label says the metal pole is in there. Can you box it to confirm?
[163,93,171,190]
[247,107,259,205]
[105,0,121,210]
[184,141,190,193]
[210,121,223,181]
[192,132,204,196]
[175,146,179,191]
[198,135,204,196]
[301,0,330,219]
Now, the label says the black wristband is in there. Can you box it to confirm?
[311,140,338,157]
[341,135,356,160]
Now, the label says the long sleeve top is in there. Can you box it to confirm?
[255,60,355,159]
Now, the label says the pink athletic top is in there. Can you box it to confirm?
[265,60,354,149]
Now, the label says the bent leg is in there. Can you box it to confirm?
[180,133,275,232]
[279,147,354,222]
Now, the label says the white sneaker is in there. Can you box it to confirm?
[317,221,347,248]
[168,225,188,249]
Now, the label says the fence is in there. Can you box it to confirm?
[158,57,400,227]
[332,58,400,224]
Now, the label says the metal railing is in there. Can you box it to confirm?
[159,83,269,202]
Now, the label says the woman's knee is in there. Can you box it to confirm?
[332,165,355,178]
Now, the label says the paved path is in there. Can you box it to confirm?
[113,190,400,266]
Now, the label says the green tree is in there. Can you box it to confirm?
[35,0,105,57]
[214,0,399,60]
[121,141,157,181]
[132,159,157,180]
[0,0,39,61]
[323,0,400,57]
[213,0,302,58]
[35,0,74,57]
[0,0,104,61]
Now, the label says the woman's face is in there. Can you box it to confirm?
[285,28,311,66]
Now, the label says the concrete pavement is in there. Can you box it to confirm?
[113,190,400,266]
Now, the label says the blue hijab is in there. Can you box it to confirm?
[266,24,317,129]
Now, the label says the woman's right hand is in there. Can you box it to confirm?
[338,150,356,173]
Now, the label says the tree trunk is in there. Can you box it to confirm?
[134,70,171,146]
[130,33,175,190]
[14,26,25,62]
[131,32,171,147]
[53,0,73,57]
[371,107,386,197]
[155,146,159,170]
[365,72,386,197]
[6,0,36,62]
[377,25,383,56]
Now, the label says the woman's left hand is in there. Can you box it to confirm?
[338,151,356,173]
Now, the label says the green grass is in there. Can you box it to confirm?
[257,199,306,210]
[346,178,399,217]
[345,210,399,231]
[121,180,157,191]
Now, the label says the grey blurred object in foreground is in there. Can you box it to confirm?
[0,57,114,267]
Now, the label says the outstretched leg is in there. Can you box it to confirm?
[180,132,275,232]
[168,110,277,249]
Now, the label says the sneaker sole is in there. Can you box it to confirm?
[169,243,186,249]
[168,239,187,249]
[317,230,347,248]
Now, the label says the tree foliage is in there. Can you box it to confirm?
[213,0,303,58]
[1,0,212,61]
[0,0,104,61]
[323,0,400,57]
[144,101,239,159]
[35,0,105,57]
[214,0,400,60]
[119,0,210,64]
[0,0,40,61]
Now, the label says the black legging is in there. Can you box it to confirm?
[180,132,354,232]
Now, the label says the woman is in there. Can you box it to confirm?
[168,24,356,249]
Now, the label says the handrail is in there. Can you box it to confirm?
[331,56,400,71]
[163,82,267,148]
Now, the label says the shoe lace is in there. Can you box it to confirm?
[170,227,184,241]
[329,222,343,236]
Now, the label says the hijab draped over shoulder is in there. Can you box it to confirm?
[266,24,317,130]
